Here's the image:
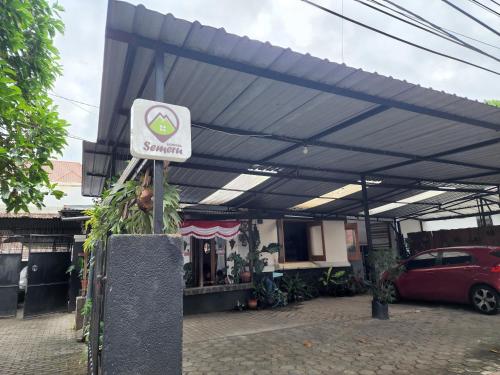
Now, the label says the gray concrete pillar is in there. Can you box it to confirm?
[103,234,183,375]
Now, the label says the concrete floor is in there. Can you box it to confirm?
[0,296,499,374]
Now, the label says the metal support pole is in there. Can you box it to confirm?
[479,198,487,226]
[361,176,374,287]
[361,176,373,254]
[153,50,165,234]
[247,219,254,282]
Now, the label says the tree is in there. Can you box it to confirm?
[485,99,500,108]
[0,0,68,212]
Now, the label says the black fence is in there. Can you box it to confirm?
[87,242,106,375]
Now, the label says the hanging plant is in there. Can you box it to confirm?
[83,165,181,253]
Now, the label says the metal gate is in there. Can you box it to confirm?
[0,254,21,317]
[23,235,73,317]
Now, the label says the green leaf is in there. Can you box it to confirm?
[0,0,67,212]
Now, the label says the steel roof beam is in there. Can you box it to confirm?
[170,161,492,193]
[192,122,500,173]
[190,152,496,187]
[443,170,500,183]
[106,28,500,131]
[260,106,389,162]
[396,189,495,219]
[326,187,410,216]
[172,181,440,207]
[365,137,500,175]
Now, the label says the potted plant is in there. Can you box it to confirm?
[247,242,280,278]
[227,253,246,283]
[247,294,258,309]
[367,249,403,320]
[240,265,252,283]
[252,278,287,308]
[279,273,314,303]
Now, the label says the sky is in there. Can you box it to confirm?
[51,0,500,162]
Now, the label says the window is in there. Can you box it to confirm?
[345,223,361,262]
[279,220,326,262]
[441,251,472,266]
[283,221,309,262]
[406,252,438,270]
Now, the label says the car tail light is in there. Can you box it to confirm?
[491,264,500,273]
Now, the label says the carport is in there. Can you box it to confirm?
[83,1,500,234]
[80,2,500,373]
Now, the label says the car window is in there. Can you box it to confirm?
[490,250,500,258]
[441,251,472,265]
[406,252,438,270]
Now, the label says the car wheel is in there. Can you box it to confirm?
[471,285,498,315]
[383,281,399,304]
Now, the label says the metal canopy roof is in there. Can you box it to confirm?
[82,0,500,221]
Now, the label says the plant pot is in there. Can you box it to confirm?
[247,298,258,310]
[240,271,252,283]
[371,299,389,320]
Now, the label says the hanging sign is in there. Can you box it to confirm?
[130,98,191,162]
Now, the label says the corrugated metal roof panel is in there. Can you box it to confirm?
[82,0,500,221]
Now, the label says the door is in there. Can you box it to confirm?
[397,251,440,300]
[0,254,21,317]
[24,252,71,317]
[433,250,476,303]
[191,238,216,287]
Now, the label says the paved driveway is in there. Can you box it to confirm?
[183,296,500,375]
[0,313,86,375]
[0,296,498,374]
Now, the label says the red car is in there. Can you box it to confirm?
[386,246,500,315]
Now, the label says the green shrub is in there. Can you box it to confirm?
[279,273,315,303]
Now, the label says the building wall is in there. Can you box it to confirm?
[225,219,279,274]
[399,219,422,238]
[183,219,350,278]
[257,220,279,272]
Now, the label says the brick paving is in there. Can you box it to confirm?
[183,296,500,375]
[0,296,499,374]
[0,313,86,375]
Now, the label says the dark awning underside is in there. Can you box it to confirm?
[83,0,500,221]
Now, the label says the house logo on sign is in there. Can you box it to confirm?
[131,99,191,162]
[145,105,179,143]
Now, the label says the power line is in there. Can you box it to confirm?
[378,0,500,51]
[374,0,460,41]
[467,0,500,17]
[354,0,500,63]
[49,92,99,108]
[442,0,500,37]
[67,133,93,142]
[488,0,500,7]
[299,0,500,76]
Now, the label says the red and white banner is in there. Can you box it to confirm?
[180,220,240,239]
